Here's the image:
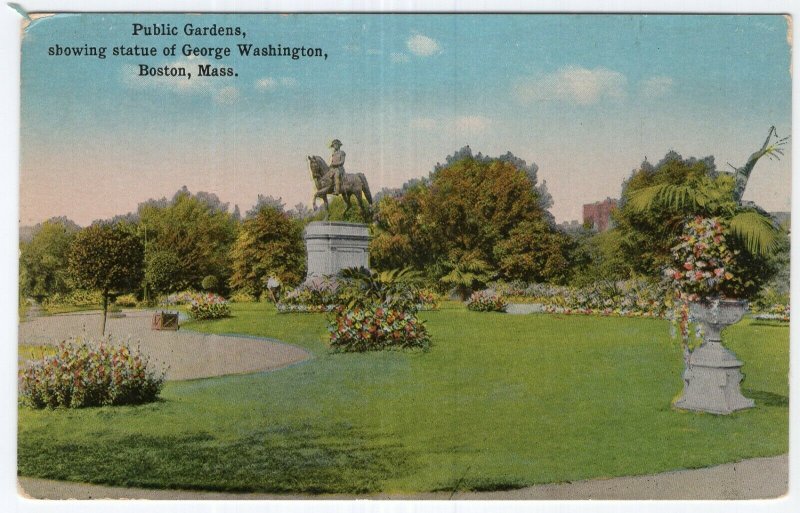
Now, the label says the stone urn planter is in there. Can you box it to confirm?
[674,299,754,414]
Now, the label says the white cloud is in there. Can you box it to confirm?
[515,66,628,105]
[640,76,674,98]
[406,33,441,57]
[255,76,297,91]
[410,117,437,130]
[391,52,410,63]
[455,115,490,131]
[255,77,278,91]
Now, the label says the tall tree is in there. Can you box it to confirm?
[228,204,305,299]
[68,224,144,335]
[19,217,80,300]
[372,151,567,286]
[138,188,238,292]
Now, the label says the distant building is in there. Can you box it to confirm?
[558,220,583,234]
[583,198,618,232]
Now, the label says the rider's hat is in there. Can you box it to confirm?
[329,139,342,148]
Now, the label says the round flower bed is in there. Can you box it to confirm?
[328,305,431,352]
[19,339,165,409]
[187,292,231,320]
[466,290,507,312]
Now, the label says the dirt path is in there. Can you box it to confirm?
[16,454,787,500]
[18,310,312,381]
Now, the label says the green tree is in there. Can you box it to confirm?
[371,151,567,288]
[68,224,144,335]
[617,132,786,298]
[228,204,305,300]
[19,217,80,301]
[144,250,185,295]
[138,188,238,292]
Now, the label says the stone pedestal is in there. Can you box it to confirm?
[304,222,370,280]
[674,299,754,414]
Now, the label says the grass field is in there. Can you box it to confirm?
[17,302,789,494]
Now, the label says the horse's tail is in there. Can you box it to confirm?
[359,173,373,204]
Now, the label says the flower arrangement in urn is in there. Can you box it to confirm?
[665,216,736,302]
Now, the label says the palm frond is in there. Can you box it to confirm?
[628,184,701,212]
[728,211,779,256]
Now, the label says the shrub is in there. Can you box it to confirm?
[43,289,103,308]
[466,290,507,312]
[114,293,138,307]
[328,305,431,352]
[187,292,231,320]
[19,339,165,409]
[201,275,220,291]
[229,289,257,303]
[278,276,340,313]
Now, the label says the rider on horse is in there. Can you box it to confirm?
[329,139,346,194]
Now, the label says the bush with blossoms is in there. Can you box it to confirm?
[19,338,166,409]
[466,290,508,312]
[187,292,231,320]
[328,305,430,352]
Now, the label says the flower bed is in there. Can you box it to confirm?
[19,339,165,409]
[328,305,430,352]
[466,290,508,312]
[753,304,790,322]
[187,293,231,320]
[489,279,668,318]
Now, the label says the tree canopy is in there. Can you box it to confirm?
[228,204,306,299]
[371,150,568,286]
[68,223,144,334]
[19,217,80,300]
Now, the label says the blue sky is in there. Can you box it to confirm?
[20,14,791,224]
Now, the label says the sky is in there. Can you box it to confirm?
[19,13,792,225]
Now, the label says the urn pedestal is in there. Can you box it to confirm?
[674,299,754,414]
[303,222,370,281]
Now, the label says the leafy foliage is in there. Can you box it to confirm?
[138,188,238,293]
[228,204,305,300]
[615,151,782,298]
[69,224,144,295]
[371,151,566,287]
[439,255,495,300]
[19,217,80,300]
[202,275,220,292]
[145,250,185,294]
[19,339,165,409]
[337,267,423,311]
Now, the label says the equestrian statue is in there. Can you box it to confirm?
[307,139,373,221]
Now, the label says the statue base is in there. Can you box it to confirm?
[304,222,370,280]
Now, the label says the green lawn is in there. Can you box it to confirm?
[17,303,789,494]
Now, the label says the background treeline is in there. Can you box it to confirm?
[19,147,790,309]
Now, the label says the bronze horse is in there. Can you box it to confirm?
[307,155,373,220]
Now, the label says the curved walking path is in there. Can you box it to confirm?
[17,454,787,500]
[18,310,312,381]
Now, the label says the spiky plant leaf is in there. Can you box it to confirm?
[728,211,779,256]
